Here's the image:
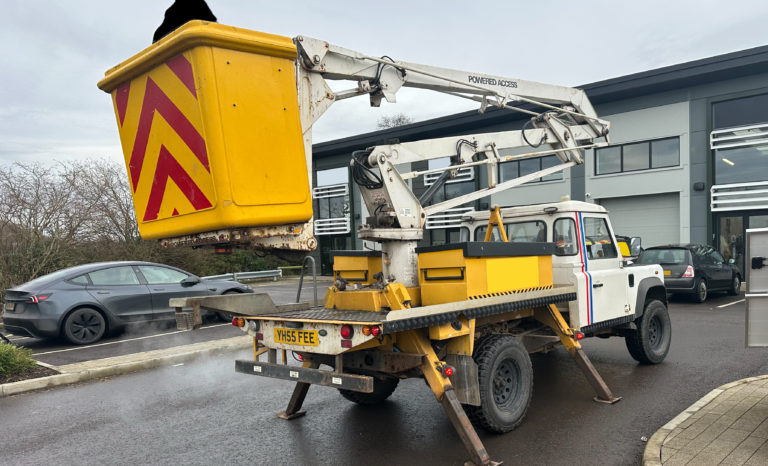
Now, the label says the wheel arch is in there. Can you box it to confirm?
[634,277,667,317]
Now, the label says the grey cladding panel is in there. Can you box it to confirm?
[599,193,680,247]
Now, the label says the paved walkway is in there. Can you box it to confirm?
[649,375,768,465]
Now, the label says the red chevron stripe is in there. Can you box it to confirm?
[166,55,197,98]
[143,145,212,221]
[130,77,208,192]
[116,82,130,127]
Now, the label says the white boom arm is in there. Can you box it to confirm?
[294,35,611,286]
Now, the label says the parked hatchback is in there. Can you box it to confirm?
[636,245,741,302]
[2,262,253,345]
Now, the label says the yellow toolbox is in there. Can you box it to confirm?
[331,251,383,285]
[417,242,555,306]
[97,21,311,240]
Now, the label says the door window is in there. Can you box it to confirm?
[709,249,726,265]
[554,218,578,256]
[88,267,140,285]
[693,246,713,265]
[139,266,188,284]
[583,218,618,259]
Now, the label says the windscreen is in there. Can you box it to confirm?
[638,249,687,265]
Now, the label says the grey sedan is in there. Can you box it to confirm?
[2,262,253,345]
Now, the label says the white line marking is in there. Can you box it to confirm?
[718,299,745,308]
[32,323,231,356]
[172,363,185,367]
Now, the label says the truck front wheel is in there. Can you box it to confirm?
[466,335,533,434]
[338,377,399,405]
[625,299,671,364]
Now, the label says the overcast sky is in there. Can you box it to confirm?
[2,0,768,167]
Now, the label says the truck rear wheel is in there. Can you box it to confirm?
[466,335,533,434]
[625,299,671,365]
[338,377,399,405]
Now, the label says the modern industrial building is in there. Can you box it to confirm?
[309,45,768,276]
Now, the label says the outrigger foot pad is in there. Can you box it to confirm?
[277,410,307,420]
[594,396,622,405]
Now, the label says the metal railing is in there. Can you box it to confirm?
[201,270,283,282]
[425,207,474,229]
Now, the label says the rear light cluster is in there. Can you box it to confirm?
[232,317,245,327]
[682,266,695,278]
[340,324,354,340]
[25,294,52,304]
[361,325,382,337]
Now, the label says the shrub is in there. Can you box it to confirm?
[0,343,37,378]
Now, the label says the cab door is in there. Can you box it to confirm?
[577,214,630,325]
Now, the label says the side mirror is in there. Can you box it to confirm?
[182,275,201,286]
[729,258,735,264]
[630,237,642,256]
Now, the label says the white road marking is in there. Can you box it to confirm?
[718,299,745,308]
[172,363,185,367]
[32,323,231,356]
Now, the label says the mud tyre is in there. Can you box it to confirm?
[625,299,671,365]
[338,377,399,405]
[466,335,533,434]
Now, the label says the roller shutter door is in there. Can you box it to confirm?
[599,193,680,248]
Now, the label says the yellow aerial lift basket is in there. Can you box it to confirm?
[97,21,312,240]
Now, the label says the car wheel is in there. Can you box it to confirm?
[217,290,241,322]
[465,335,533,434]
[625,300,671,364]
[338,377,399,405]
[692,279,707,303]
[727,275,741,296]
[63,308,106,345]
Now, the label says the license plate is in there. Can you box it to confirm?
[4,302,14,311]
[664,270,671,276]
[274,328,319,346]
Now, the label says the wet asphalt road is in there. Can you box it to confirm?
[2,279,328,367]
[2,291,766,466]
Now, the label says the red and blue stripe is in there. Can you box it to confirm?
[575,212,594,325]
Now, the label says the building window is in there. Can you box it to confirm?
[431,228,462,246]
[313,167,351,235]
[595,137,679,175]
[499,155,563,183]
[711,94,768,186]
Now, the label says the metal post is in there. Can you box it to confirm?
[296,255,318,307]
[277,362,320,420]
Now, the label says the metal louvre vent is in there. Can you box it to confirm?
[424,167,474,186]
[711,181,768,212]
[314,218,351,235]
[711,123,768,150]
[312,183,349,199]
[425,207,474,229]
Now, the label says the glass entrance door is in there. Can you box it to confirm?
[717,215,745,274]
[320,235,352,276]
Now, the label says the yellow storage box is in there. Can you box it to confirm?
[331,251,383,285]
[417,242,554,306]
[97,21,311,240]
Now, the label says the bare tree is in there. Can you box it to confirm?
[376,113,414,130]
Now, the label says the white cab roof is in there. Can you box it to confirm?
[466,201,607,220]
